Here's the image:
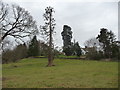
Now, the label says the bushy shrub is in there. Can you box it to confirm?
[2,43,28,64]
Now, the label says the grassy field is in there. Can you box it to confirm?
[56,55,79,58]
[36,55,80,58]
[2,58,118,88]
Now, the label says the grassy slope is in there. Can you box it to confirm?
[2,58,118,88]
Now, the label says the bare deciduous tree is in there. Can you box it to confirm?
[84,37,103,50]
[0,1,8,24]
[0,1,38,43]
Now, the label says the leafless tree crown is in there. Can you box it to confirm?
[0,1,38,43]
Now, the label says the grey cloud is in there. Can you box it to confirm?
[3,1,118,48]
[53,2,118,47]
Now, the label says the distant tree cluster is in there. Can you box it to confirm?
[84,28,120,60]
[97,28,119,59]
[61,25,82,56]
[2,35,60,64]
[1,1,119,65]
[27,35,50,57]
[2,43,28,63]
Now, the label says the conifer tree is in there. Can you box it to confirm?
[28,36,39,57]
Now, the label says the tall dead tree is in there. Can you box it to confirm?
[40,6,56,67]
[0,1,38,43]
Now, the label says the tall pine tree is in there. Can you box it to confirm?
[40,6,56,67]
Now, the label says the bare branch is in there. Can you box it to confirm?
[0,1,38,43]
[0,1,8,23]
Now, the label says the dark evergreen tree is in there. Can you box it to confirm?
[61,25,73,56]
[96,28,117,59]
[61,26,82,56]
[72,40,82,56]
[28,36,39,57]
[63,45,73,56]
[74,42,82,56]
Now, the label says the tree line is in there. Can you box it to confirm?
[2,35,59,64]
[0,1,57,66]
[1,1,120,65]
[84,28,120,60]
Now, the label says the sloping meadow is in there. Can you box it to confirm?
[2,58,118,88]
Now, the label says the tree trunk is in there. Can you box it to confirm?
[47,56,54,67]
[46,10,55,67]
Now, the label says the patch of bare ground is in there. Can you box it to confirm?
[2,77,10,81]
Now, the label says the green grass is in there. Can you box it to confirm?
[2,58,118,88]
[56,55,79,58]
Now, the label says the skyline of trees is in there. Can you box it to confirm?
[1,1,119,64]
[84,28,120,60]
[1,1,119,49]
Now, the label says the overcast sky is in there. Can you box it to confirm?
[3,0,119,48]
